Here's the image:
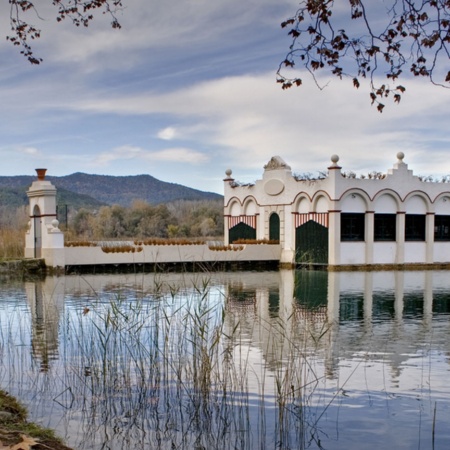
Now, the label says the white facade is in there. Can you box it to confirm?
[23,169,281,269]
[223,153,450,268]
[25,169,65,268]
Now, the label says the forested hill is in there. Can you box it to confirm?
[0,172,222,208]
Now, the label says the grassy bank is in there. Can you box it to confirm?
[0,389,72,450]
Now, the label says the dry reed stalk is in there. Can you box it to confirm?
[0,228,25,260]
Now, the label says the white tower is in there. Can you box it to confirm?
[25,169,65,268]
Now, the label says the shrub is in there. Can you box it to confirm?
[232,239,279,245]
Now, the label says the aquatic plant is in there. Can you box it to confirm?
[0,274,338,450]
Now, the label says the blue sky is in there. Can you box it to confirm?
[0,0,449,194]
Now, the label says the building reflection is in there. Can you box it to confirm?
[25,277,65,371]
[23,269,450,383]
[224,269,450,384]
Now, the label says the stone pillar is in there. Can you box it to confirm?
[328,210,341,265]
[426,213,434,263]
[223,169,235,246]
[396,212,405,264]
[25,169,65,268]
[365,211,374,264]
[280,204,295,266]
[327,155,342,266]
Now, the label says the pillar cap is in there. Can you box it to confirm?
[35,168,47,181]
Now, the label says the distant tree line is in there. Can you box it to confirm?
[0,205,29,229]
[71,199,224,240]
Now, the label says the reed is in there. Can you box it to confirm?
[0,228,25,260]
[0,276,330,450]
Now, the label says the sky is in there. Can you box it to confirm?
[0,0,449,194]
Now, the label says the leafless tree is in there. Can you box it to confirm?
[278,0,450,111]
[8,0,123,63]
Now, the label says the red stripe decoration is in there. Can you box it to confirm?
[229,215,257,229]
[294,213,329,228]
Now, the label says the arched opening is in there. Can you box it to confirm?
[229,222,256,243]
[295,220,328,264]
[33,205,42,258]
[269,213,280,241]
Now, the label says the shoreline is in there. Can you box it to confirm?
[0,259,46,276]
[0,389,73,450]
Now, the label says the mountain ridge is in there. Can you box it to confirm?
[0,172,223,209]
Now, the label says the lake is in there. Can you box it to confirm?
[0,269,449,449]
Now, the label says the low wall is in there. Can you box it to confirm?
[64,243,282,271]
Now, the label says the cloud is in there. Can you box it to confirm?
[38,0,297,72]
[92,145,143,166]
[19,147,40,156]
[92,145,208,167]
[157,127,176,140]
[150,148,209,164]
[69,71,449,180]
[0,0,448,193]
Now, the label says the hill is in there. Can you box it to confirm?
[0,173,222,209]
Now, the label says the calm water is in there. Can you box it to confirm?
[0,270,449,449]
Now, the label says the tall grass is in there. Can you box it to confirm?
[0,228,25,260]
[1,276,330,450]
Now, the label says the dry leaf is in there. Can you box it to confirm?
[10,435,39,450]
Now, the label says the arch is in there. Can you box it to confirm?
[229,222,256,243]
[373,192,401,214]
[372,192,402,242]
[403,193,430,242]
[296,221,328,264]
[434,193,450,214]
[404,192,430,214]
[33,205,42,258]
[373,190,401,213]
[340,190,370,213]
[229,199,242,217]
[314,195,329,213]
[269,212,280,241]
[310,190,332,210]
[294,194,311,213]
[243,197,257,216]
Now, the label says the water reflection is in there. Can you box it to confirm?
[26,278,64,371]
[0,270,449,449]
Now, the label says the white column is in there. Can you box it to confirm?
[426,213,434,263]
[365,211,374,264]
[396,212,405,264]
[328,210,341,265]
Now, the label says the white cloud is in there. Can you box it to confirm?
[0,0,448,192]
[93,145,144,165]
[150,148,209,164]
[40,0,298,71]
[157,127,176,140]
[92,145,208,168]
[19,147,40,156]
[68,71,449,180]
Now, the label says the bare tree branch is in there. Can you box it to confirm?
[7,0,124,64]
[277,0,450,111]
